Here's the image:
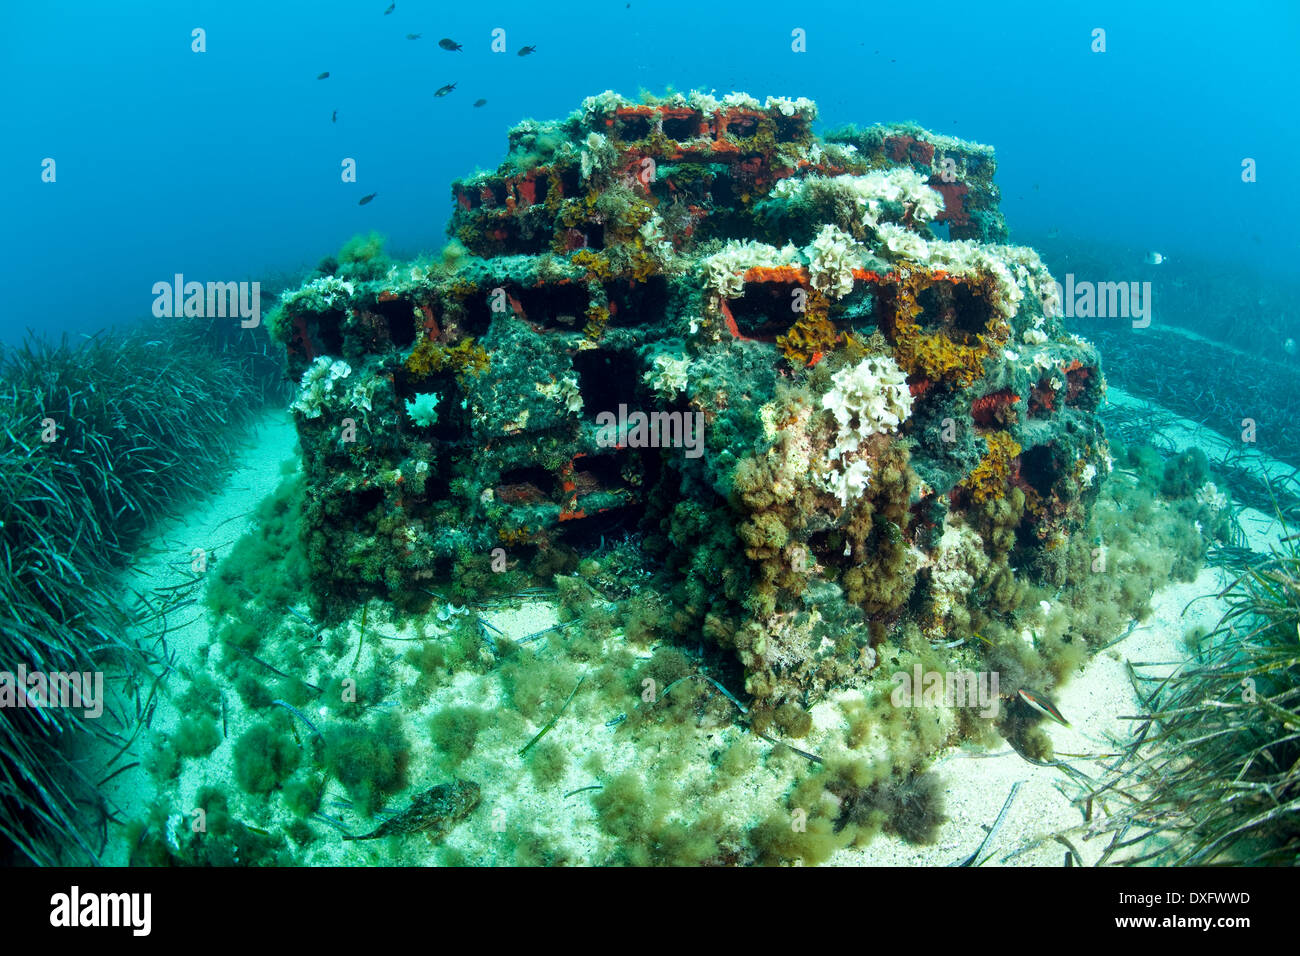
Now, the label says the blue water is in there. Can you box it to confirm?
[2,0,1297,344]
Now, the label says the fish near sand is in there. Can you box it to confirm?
[343,780,480,842]
[1017,688,1070,727]
[439,38,462,51]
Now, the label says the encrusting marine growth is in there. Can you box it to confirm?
[268,91,1108,705]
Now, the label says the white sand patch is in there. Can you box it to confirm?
[93,410,297,864]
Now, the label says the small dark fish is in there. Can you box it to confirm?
[331,110,338,123]
[317,71,330,80]
[517,45,537,56]
[343,780,480,841]
[438,38,462,51]
[434,83,456,97]
[406,33,421,40]
[472,98,487,108]
[359,192,378,206]
[383,2,395,13]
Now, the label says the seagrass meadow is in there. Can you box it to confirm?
[0,316,288,864]
[1072,529,1300,866]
